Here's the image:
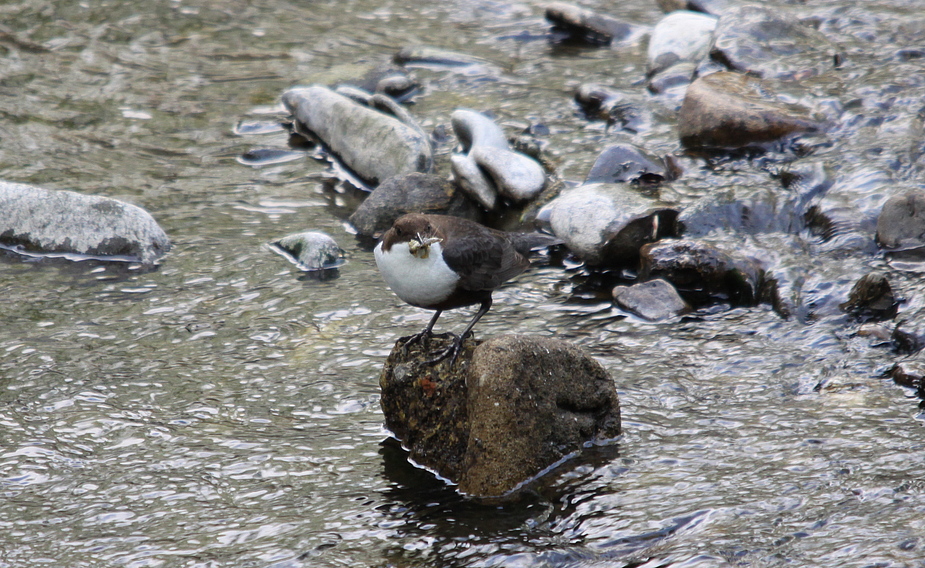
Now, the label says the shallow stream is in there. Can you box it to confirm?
[2,1,924,566]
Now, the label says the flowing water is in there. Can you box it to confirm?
[1,1,924,566]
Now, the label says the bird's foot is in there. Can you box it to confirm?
[424,334,467,367]
[400,331,456,354]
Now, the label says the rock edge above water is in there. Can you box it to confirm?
[379,333,621,498]
[0,180,170,265]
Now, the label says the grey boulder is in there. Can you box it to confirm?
[348,173,482,237]
[449,109,546,209]
[540,183,678,266]
[613,278,690,321]
[269,231,345,271]
[0,180,169,265]
[647,11,717,77]
[281,85,433,187]
[876,192,925,250]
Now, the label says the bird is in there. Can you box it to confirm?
[374,213,559,365]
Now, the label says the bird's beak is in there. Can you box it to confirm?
[408,234,442,258]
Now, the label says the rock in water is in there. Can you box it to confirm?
[449,109,546,209]
[612,278,690,321]
[348,173,482,237]
[462,335,621,496]
[876,192,925,250]
[281,85,433,186]
[540,183,679,267]
[678,72,820,149]
[269,231,345,271]
[0,180,170,265]
[379,334,621,497]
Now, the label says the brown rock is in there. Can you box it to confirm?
[678,72,820,149]
[378,334,621,497]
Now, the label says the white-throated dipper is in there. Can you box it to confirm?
[374,213,559,364]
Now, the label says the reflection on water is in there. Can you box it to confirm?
[2,0,925,566]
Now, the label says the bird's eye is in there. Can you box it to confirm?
[394,227,403,236]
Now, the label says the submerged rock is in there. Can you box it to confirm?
[574,83,649,132]
[711,4,839,80]
[612,278,690,321]
[395,45,495,69]
[545,2,644,46]
[678,72,821,149]
[0,181,170,265]
[541,183,679,267]
[639,238,764,306]
[281,85,433,187]
[348,173,482,237]
[379,334,621,497]
[876,192,925,250]
[269,231,345,271]
[449,109,546,209]
[839,273,897,322]
[585,143,674,185]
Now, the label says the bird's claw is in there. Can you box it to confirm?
[424,334,466,367]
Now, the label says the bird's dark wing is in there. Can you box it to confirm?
[441,231,529,292]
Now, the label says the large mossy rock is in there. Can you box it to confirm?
[379,334,621,497]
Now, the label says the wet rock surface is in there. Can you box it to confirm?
[585,143,674,185]
[542,183,679,267]
[639,239,765,306]
[612,278,691,321]
[449,109,546,209]
[711,4,839,80]
[544,2,644,46]
[876,192,925,250]
[0,181,170,265]
[348,173,482,237]
[839,273,897,322]
[282,85,433,187]
[678,72,821,149]
[269,231,345,272]
[379,334,621,497]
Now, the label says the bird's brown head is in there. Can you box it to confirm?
[381,214,444,258]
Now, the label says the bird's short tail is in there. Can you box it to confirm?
[509,232,563,256]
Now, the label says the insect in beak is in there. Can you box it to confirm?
[408,234,442,258]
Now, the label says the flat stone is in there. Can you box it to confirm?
[0,180,170,265]
[613,278,690,321]
[545,2,643,45]
[639,238,764,306]
[585,143,672,185]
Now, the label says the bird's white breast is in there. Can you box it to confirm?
[375,241,460,307]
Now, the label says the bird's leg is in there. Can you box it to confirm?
[401,310,442,352]
[426,297,492,366]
